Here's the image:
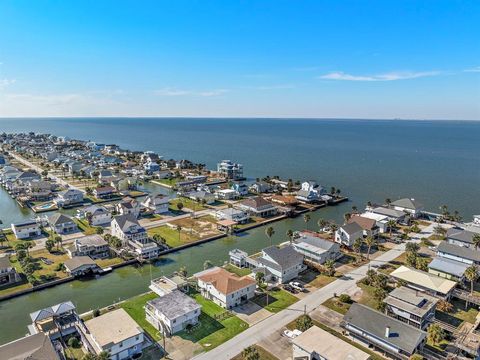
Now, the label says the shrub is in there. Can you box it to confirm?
[296,314,313,332]
[67,336,80,348]
[92,308,101,317]
[338,294,351,303]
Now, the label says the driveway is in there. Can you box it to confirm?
[232,301,272,326]
[165,335,203,360]
[258,328,293,360]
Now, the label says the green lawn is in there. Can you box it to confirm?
[252,287,298,313]
[170,198,207,211]
[155,178,179,187]
[64,346,85,360]
[223,264,252,277]
[120,292,162,341]
[322,297,352,315]
[436,299,479,326]
[0,232,25,254]
[178,292,249,350]
[357,283,380,309]
[231,345,279,360]
[74,219,98,235]
[94,257,124,268]
[147,225,199,248]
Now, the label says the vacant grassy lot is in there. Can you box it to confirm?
[297,269,337,289]
[178,292,248,350]
[94,257,124,268]
[322,297,352,315]
[0,232,26,254]
[170,197,207,211]
[147,225,199,248]
[223,264,252,277]
[231,345,279,360]
[74,219,98,235]
[252,287,298,313]
[120,292,161,341]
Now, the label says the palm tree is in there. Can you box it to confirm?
[242,346,260,360]
[405,242,420,254]
[343,212,352,223]
[465,265,479,296]
[317,218,327,232]
[265,226,275,246]
[385,198,392,207]
[364,236,377,259]
[353,238,363,259]
[55,235,63,250]
[97,352,110,360]
[286,229,294,244]
[303,214,311,230]
[329,223,338,234]
[324,259,336,277]
[427,324,445,346]
[386,219,397,237]
[351,205,358,213]
[473,233,480,251]
[203,260,213,270]
[176,225,182,243]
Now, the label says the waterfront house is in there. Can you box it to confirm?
[186,190,216,205]
[64,256,101,276]
[144,160,160,174]
[293,231,342,265]
[390,265,456,299]
[81,308,145,360]
[446,228,477,248]
[15,171,41,183]
[0,256,22,288]
[252,245,305,284]
[142,193,169,214]
[195,266,256,309]
[145,290,201,335]
[0,333,59,360]
[215,208,249,224]
[360,212,389,233]
[78,205,112,226]
[292,325,370,360]
[229,249,249,268]
[217,160,244,180]
[54,188,84,207]
[237,196,277,217]
[347,214,379,237]
[369,207,407,224]
[436,241,480,266]
[26,180,54,201]
[295,181,326,203]
[215,188,238,200]
[342,303,426,360]
[115,196,141,218]
[231,182,248,196]
[391,198,424,218]
[29,301,79,340]
[67,161,84,175]
[428,256,469,281]
[11,220,42,239]
[149,275,188,296]
[93,185,116,199]
[111,214,159,260]
[249,181,272,194]
[335,222,363,248]
[48,213,78,234]
[66,234,110,259]
[384,286,438,329]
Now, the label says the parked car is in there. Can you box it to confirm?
[289,281,305,291]
[283,284,298,294]
[283,329,303,339]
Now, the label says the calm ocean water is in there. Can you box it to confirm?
[1,118,479,220]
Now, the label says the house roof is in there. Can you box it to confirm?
[0,256,12,270]
[0,333,58,360]
[195,267,255,295]
[239,196,275,210]
[261,245,304,270]
[292,325,370,360]
[391,198,423,210]
[112,214,144,233]
[384,286,438,317]
[30,301,76,322]
[12,220,39,228]
[371,207,405,219]
[48,213,74,225]
[390,265,456,295]
[146,290,201,321]
[437,241,480,262]
[428,257,469,277]
[344,303,426,354]
[295,232,338,252]
[74,234,108,247]
[85,308,143,348]
[340,222,363,235]
[64,256,97,272]
[348,215,377,230]
[446,228,476,244]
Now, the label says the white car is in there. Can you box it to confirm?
[289,281,304,291]
[283,329,303,339]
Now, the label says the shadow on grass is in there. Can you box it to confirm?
[177,313,225,343]
[251,293,279,308]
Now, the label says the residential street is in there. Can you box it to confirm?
[193,223,438,360]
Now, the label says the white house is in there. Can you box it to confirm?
[296,181,326,203]
[217,160,244,180]
[78,205,112,226]
[145,290,201,335]
[82,309,145,360]
[195,267,256,309]
[54,188,84,207]
[215,208,249,224]
[215,188,238,200]
[66,234,109,259]
[391,198,424,218]
[142,194,169,214]
[293,231,342,265]
[253,245,305,284]
[231,182,248,196]
[115,197,141,218]
[335,222,364,248]
[11,220,42,239]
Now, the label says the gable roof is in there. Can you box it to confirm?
[371,207,405,218]
[30,301,76,322]
[344,303,426,354]
[446,228,476,244]
[261,245,304,270]
[384,286,438,317]
[390,265,456,295]
[340,222,363,235]
[196,267,255,295]
[428,256,469,277]
[48,213,74,225]
[0,333,58,360]
[391,198,423,210]
[112,214,143,232]
[437,241,480,262]
[64,256,97,272]
[239,196,275,210]
[348,215,377,230]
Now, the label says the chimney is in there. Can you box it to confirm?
[385,326,390,338]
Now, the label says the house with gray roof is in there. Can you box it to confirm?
[428,256,469,281]
[0,333,59,360]
[0,256,22,288]
[391,198,424,218]
[293,231,342,264]
[446,228,477,248]
[237,196,277,217]
[252,245,305,283]
[384,286,438,329]
[145,290,201,335]
[343,303,426,359]
[48,213,77,234]
[370,207,407,223]
[335,222,363,248]
[437,241,480,265]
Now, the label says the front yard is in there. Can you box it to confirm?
[177,292,249,350]
[252,287,298,313]
[120,292,162,341]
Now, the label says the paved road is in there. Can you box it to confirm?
[193,241,409,360]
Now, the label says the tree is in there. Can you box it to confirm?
[265,226,275,246]
[427,323,445,346]
[353,238,363,260]
[286,229,294,244]
[97,351,110,360]
[433,225,447,239]
[67,337,80,348]
[303,214,311,230]
[178,266,188,278]
[296,314,313,331]
[405,242,420,254]
[242,346,260,360]
[95,227,104,235]
[387,219,397,237]
[176,225,182,243]
[92,308,101,317]
[343,212,352,222]
[317,218,328,232]
[465,265,479,296]
[437,300,453,313]
[473,233,480,251]
[385,198,392,207]
[255,272,265,287]
[55,235,63,250]
[45,239,55,253]
[203,260,213,270]
[324,259,336,277]
[364,236,377,260]
[176,202,184,212]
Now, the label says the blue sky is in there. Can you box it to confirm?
[0,0,479,119]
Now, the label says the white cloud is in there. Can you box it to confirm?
[318,71,440,81]
[154,87,229,97]
[464,66,480,73]
[0,78,16,89]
